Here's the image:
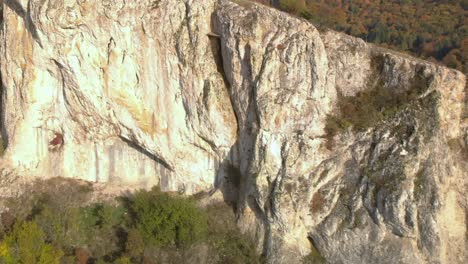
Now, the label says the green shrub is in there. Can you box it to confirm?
[448,137,468,160]
[279,0,307,13]
[76,203,127,260]
[0,137,4,156]
[125,228,145,259]
[34,206,85,250]
[129,187,208,247]
[325,85,420,146]
[34,203,126,259]
[38,244,64,264]
[5,177,93,222]
[1,179,262,263]
[212,232,260,264]
[80,203,127,231]
[3,178,126,261]
[114,256,132,264]
[302,244,326,264]
[0,221,63,264]
[205,203,261,264]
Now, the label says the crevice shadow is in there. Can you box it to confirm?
[209,11,274,258]
[4,0,43,47]
[119,136,173,171]
[0,79,8,150]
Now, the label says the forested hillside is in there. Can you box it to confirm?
[254,0,467,73]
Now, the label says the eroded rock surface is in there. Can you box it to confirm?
[0,1,466,263]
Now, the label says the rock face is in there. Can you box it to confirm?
[0,0,466,263]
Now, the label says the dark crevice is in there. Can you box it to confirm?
[1,78,7,150]
[4,0,43,48]
[0,6,6,149]
[210,11,241,137]
[245,195,270,258]
[196,130,218,154]
[208,31,242,133]
[211,9,271,258]
[305,235,327,262]
[208,35,228,84]
[119,136,173,172]
[94,144,100,182]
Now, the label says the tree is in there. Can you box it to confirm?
[442,49,462,69]
[129,188,208,247]
[251,0,467,73]
[279,0,306,13]
[0,221,63,264]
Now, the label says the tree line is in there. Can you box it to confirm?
[254,0,467,74]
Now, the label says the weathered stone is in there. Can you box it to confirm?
[0,1,466,263]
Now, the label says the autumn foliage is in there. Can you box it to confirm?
[0,179,261,264]
[255,0,467,73]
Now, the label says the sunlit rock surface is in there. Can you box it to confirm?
[0,1,466,263]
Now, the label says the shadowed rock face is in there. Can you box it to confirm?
[0,0,466,263]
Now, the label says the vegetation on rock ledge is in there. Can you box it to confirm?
[0,178,261,264]
[0,137,4,156]
[325,84,420,146]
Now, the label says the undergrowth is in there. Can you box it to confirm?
[0,137,4,156]
[0,178,261,264]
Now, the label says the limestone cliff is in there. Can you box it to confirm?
[0,0,466,263]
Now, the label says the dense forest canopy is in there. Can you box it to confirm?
[253,0,467,73]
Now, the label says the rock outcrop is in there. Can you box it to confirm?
[0,0,466,263]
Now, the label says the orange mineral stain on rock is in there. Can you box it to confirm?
[10,14,34,71]
[111,88,160,136]
[102,65,109,96]
[102,42,161,137]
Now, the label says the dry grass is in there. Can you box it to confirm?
[448,137,468,159]
[324,83,425,150]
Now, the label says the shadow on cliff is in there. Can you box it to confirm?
[209,38,257,214]
[211,129,272,259]
[207,15,245,210]
[0,0,45,150]
[0,78,8,150]
[207,35,272,258]
[4,0,43,47]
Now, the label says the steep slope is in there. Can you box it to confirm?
[0,0,237,192]
[0,0,466,263]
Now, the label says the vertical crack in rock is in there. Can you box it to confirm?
[0,68,6,150]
